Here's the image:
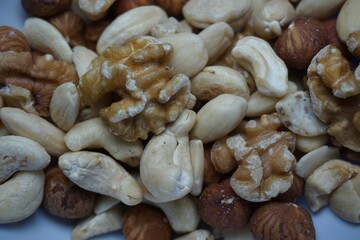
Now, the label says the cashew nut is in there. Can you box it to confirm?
[0,135,50,183]
[174,229,214,240]
[190,139,204,196]
[93,195,120,215]
[336,0,360,42]
[191,94,248,143]
[72,46,98,78]
[23,18,73,62]
[232,36,288,97]
[140,110,196,202]
[0,171,44,223]
[72,206,123,240]
[296,0,346,20]
[0,107,68,157]
[59,151,143,206]
[295,134,329,153]
[304,159,360,212]
[64,118,143,167]
[78,0,116,21]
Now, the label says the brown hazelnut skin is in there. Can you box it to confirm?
[274,17,328,70]
[0,26,30,52]
[154,0,188,17]
[322,18,351,58]
[199,179,254,229]
[122,204,172,240]
[113,0,154,16]
[274,173,304,202]
[21,0,71,18]
[43,167,96,219]
[250,202,315,240]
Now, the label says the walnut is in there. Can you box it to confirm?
[199,179,254,229]
[49,11,85,47]
[229,114,296,202]
[307,45,360,151]
[0,53,79,116]
[79,36,194,141]
[43,167,96,219]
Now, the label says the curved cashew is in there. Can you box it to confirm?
[140,109,196,202]
[336,0,360,42]
[72,206,123,240]
[0,171,44,223]
[304,159,360,212]
[50,82,80,132]
[23,18,73,62]
[65,118,143,167]
[231,36,288,97]
[59,151,143,206]
[0,135,50,183]
[190,139,204,196]
[0,107,68,157]
[296,0,346,21]
[191,94,247,143]
[93,195,120,215]
[175,229,214,240]
[72,46,98,78]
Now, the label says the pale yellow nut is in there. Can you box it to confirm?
[0,107,68,157]
[296,0,346,20]
[72,46,98,78]
[78,0,116,21]
[336,0,360,42]
[190,139,204,196]
[295,134,329,153]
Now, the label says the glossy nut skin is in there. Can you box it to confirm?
[21,0,71,18]
[43,167,96,219]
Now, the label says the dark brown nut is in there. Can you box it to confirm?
[49,11,85,47]
[199,179,254,229]
[203,145,222,185]
[43,167,96,219]
[274,17,328,70]
[21,0,71,18]
[122,204,172,240]
[323,18,351,58]
[0,26,30,52]
[154,0,188,17]
[84,19,111,51]
[249,202,315,240]
[274,173,305,202]
[113,0,154,16]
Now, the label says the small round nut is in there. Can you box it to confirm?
[21,0,71,18]
[249,202,315,240]
[122,204,172,240]
[155,0,188,17]
[199,179,254,228]
[274,17,328,70]
[43,167,96,219]
[0,26,30,52]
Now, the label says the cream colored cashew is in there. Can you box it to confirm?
[190,139,204,196]
[198,22,234,65]
[72,206,123,240]
[23,18,73,62]
[295,146,340,179]
[0,135,50,183]
[59,151,143,206]
[232,36,288,97]
[191,94,248,143]
[140,110,196,202]
[295,134,329,153]
[97,6,167,54]
[65,118,143,167]
[72,46,98,78]
[275,91,328,136]
[296,0,346,20]
[50,82,80,132]
[0,171,44,223]
[304,159,360,212]
[160,33,208,77]
[154,195,200,233]
[329,174,360,223]
[254,0,295,39]
[78,0,116,21]
[336,0,360,42]
[0,107,68,157]
[174,229,214,240]
[94,195,120,215]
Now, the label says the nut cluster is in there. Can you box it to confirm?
[1,0,360,239]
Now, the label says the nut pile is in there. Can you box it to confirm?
[1,0,360,239]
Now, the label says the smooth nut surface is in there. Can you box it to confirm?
[336,0,360,42]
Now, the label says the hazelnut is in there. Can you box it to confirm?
[274,173,305,202]
[21,0,71,18]
[203,145,223,185]
[199,179,254,229]
[274,17,328,70]
[84,19,111,51]
[122,204,172,240]
[323,18,351,58]
[249,202,315,240]
[113,0,154,16]
[0,26,30,52]
[43,167,96,219]
[155,0,188,17]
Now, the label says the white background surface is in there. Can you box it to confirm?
[0,1,359,240]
